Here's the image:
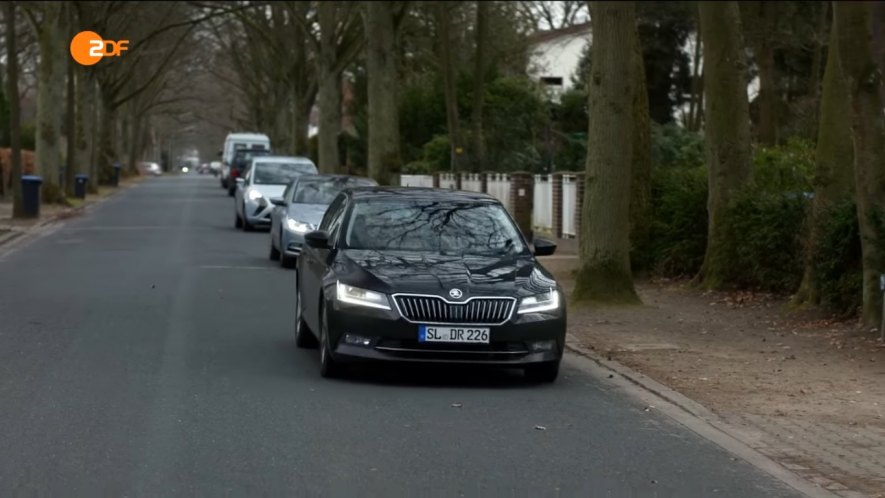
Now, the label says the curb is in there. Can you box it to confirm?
[565,336,842,498]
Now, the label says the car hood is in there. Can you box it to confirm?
[335,249,558,299]
[287,203,328,227]
[250,185,286,199]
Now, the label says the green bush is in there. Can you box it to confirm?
[814,199,863,316]
[420,134,451,172]
[651,122,704,169]
[719,191,810,292]
[646,165,708,276]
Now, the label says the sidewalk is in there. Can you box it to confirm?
[551,264,885,497]
[0,175,146,247]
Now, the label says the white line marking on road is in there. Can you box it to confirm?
[199,265,275,270]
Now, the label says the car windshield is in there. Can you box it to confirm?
[253,162,316,185]
[344,200,527,256]
[293,178,375,204]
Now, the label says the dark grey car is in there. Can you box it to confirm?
[269,174,377,268]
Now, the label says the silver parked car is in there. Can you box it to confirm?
[268,174,377,268]
[234,156,318,231]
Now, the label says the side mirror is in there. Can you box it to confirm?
[235,177,244,185]
[270,197,285,207]
[533,237,557,256]
[304,230,330,249]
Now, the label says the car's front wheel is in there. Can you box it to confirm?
[269,234,280,261]
[235,211,243,229]
[294,273,317,349]
[319,304,341,378]
[525,362,560,383]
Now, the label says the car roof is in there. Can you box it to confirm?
[226,132,269,140]
[345,186,499,203]
[251,156,315,164]
[294,174,376,183]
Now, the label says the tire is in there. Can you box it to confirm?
[319,304,341,378]
[235,211,243,229]
[525,362,560,383]
[242,206,254,232]
[294,272,317,349]
[228,185,235,197]
[280,254,296,269]
[269,240,280,261]
[221,178,228,189]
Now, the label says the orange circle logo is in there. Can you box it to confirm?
[70,31,103,66]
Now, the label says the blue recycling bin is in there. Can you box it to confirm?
[21,175,43,218]
[111,163,122,187]
[74,173,89,199]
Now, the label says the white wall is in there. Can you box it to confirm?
[528,30,592,100]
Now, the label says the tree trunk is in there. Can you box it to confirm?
[808,2,829,105]
[33,2,67,203]
[794,16,854,306]
[437,3,462,175]
[365,1,401,186]
[317,2,342,173]
[65,44,76,198]
[687,22,703,132]
[630,20,652,273]
[75,70,96,193]
[470,0,488,172]
[744,1,779,146]
[573,1,640,304]
[97,91,117,184]
[834,2,885,328]
[6,1,24,217]
[697,1,753,289]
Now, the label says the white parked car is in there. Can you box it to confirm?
[234,156,318,231]
[142,162,162,176]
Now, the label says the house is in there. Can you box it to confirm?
[526,22,592,103]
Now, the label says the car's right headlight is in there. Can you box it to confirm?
[336,281,391,310]
[517,289,560,314]
[285,218,315,233]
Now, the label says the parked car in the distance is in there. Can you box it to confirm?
[227,147,273,196]
[234,156,318,231]
[269,174,378,268]
[209,161,222,177]
[294,187,565,382]
[141,162,162,176]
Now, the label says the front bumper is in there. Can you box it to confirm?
[326,300,566,366]
[243,198,273,225]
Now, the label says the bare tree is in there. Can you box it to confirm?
[696,1,753,289]
[573,1,639,304]
[6,1,24,217]
[834,1,885,328]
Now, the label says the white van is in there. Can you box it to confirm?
[220,132,271,189]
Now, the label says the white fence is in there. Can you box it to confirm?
[398,173,580,239]
[533,175,553,235]
[562,175,577,238]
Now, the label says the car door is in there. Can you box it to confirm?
[301,194,348,332]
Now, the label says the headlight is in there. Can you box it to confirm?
[247,189,263,201]
[336,281,391,310]
[286,218,314,233]
[517,289,560,314]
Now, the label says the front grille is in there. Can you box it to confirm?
[393,295,515,325]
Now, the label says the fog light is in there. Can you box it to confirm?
[529,340,556,352]
[344,333,372,347]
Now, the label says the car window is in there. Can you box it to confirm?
[326,199,349,246]
[319,194,346,232]
[344,200,528,256]
[282,181,296,202]
[293,178,376,204]
[252,162,317,185]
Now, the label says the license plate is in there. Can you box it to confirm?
[418,325,490,343]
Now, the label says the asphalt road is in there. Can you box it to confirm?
[0,175,803,497]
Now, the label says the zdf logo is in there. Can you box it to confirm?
[70,31,129,66]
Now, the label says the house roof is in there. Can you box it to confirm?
[527,22,592,46]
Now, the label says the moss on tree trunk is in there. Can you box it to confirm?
[834,2,885,328]
[696,1,753,290]
[572,1,640,305]
[794,18,854,306]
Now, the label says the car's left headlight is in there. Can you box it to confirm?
[517,289,560,314]
[336,281,391,310]
[247,189,263,201]
[285,218,315,233]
